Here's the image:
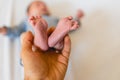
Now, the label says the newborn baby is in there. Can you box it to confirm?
[29,16,79,51]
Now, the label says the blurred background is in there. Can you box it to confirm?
[0,0,120,80]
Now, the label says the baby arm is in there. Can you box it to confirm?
[0,21,26,39]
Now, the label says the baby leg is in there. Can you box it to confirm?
[48,16,79,49]
[29,16,48,51]
[47,27,63,50]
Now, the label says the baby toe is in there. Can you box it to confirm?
[35,16,38,19]
[66,16,73,20]
[29,16,35,20]
[71,21,78,25]
[67,16,73,20]
[38,16,42,19]
[63,16,73,23]
[36,16,41,19]
[31,21,36,27]
[75,21,78,25]
[70,23,79,31]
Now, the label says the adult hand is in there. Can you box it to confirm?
[21,31,71,80]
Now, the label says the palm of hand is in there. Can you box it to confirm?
[21,31,71,80]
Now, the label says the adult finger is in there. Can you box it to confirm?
[62,35,71,58]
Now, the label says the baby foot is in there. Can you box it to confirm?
[48,16,79,48]
[54,41,64,50]
[29,16,48,51]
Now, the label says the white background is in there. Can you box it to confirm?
[0,0,120,80]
